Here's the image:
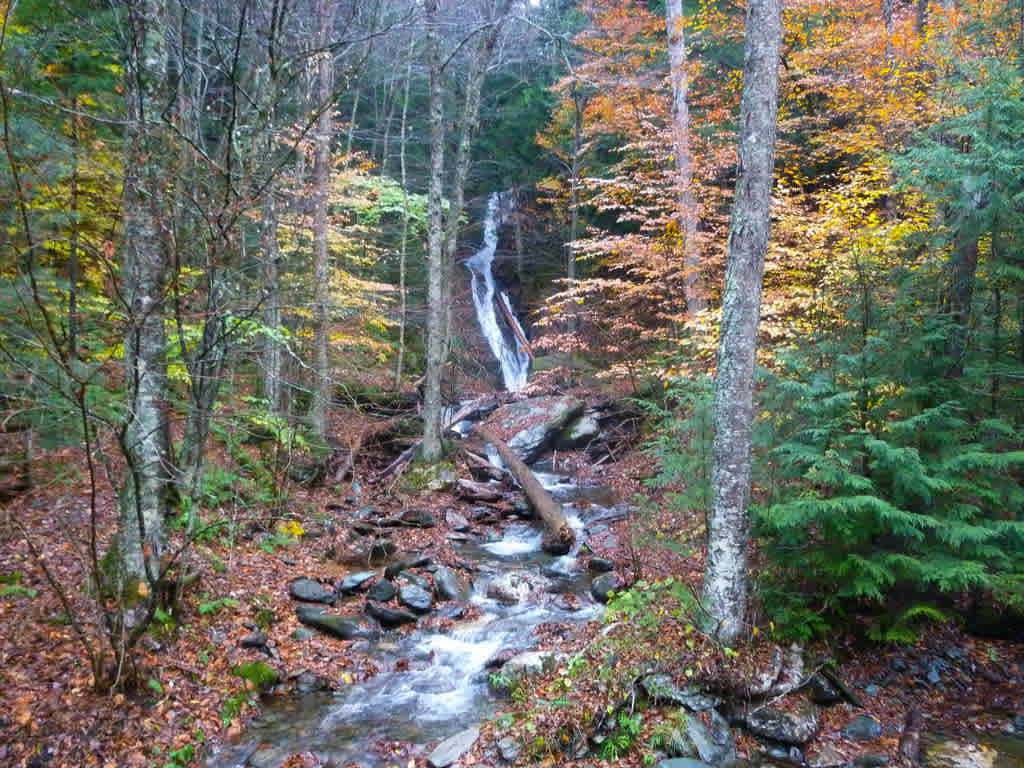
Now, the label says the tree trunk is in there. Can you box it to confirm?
[262,189,282,412]
[310,0,336,440]
[472,424,575,555]
[394,35,414,391]
[68,97,80,361]
[178,269,229,499]
[665,0,704,314]
[700,0,782,645]
[946,234,978,378]
[118,0,171,586]
[568,84,583,282]
[421,0,447,461]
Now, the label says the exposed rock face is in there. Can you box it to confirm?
[553,411,601,450]
[744,703,821,745]
[427,726,479,768]
[493,395,585,464]
[294,605,375,640]
[289,578,336,604]
[489,651,563,690]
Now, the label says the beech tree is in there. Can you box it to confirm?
[700,0,783,644]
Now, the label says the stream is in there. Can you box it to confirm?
[208,470,619,768]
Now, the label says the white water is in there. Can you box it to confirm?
[466,191,531,391]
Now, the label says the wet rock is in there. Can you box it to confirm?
[289,578,336,604]
[496,735,521,763]
[657,759,714,768]
[810,744,849,767]
[398,571,431,590]
[248,744,293,768]
[487,572,540,604]
[745,703,820,745]
[588,556,615,573]
[433,566,470,602]
[428,726,479,768]
[759,740,804,764]
[554,411,601,450]
[337,571,375,594]
[291,627,315,641]
[398,584,433,614]
[365,601,419,629]
[844,715,883,741]
[808,674,843,705]
[865,684,880,696]
[446,510,471,532]
[497,395,585,464]
[293,671,330,695]
[400,508,437,528]
[385,554,431,579]
[590,571,620,603]
[366,579,395,603]
[294,605,375,640]
[239,631,267,649]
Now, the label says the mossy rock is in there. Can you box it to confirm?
[233,661,278,692]
[401,461,456,493]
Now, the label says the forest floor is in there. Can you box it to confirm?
[1,391,1022,768]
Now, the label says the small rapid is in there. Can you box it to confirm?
[209,471,616,768]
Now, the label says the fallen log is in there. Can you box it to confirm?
[472,424,575,555]
[461,448,509,483]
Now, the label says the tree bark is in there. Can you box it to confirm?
[118,0,171,586]
[393,34,414,391]
[700,0,782,645]
[473,424,575,555]
[421,0,447,461]
[310,0,336,440]
[665,0,704,314]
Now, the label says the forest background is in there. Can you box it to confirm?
[1,0,1022,765]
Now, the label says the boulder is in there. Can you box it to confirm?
[366,579,395,603]
[554,411,601,450]
[365,601,419,629]
[445,510,471,532]
[238,631,267,649]
[745,703,820,745]
[588,556,615,573]
[491,651,563,689]
[844,715,883,742]
[810,744,849,767]
[428,726,479,768]
[496,734,521,763]
[685,710,736,766]
[495,395,585,464]
[337,571,376,594]
[399,508,437,528]
[590,571,620,603]
[433,566,470,602]
[294,605,375,640]
[398,584,434,614]
[487,571,542,604]
[289,578,336,604]
[639,674,721,712]
[385,554,431,579]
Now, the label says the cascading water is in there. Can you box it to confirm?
[466,191,531,391]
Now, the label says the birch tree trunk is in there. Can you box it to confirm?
[701,0,782,645]
[118,0,171,586]
[422,0,447,461]
[393,35,414,390]
[262,190,282,412]
[665,0,704,313]
[310,0,336,440]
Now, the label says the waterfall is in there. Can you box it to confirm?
[466,191,531,391]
